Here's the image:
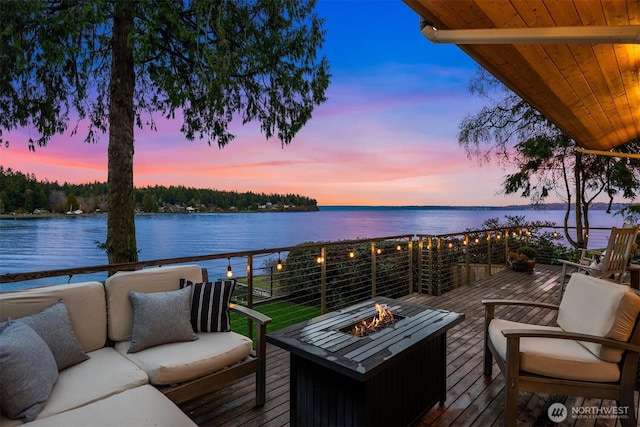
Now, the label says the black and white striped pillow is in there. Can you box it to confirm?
[179,279,235,332]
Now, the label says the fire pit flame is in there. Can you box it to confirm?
[351,303,396,337]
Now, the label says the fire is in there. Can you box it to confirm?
[352,303,395,337]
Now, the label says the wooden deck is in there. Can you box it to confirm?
[179,265,639,426]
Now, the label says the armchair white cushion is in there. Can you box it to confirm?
[558,273,640,362]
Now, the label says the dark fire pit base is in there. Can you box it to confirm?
[291,333,445,427]
[267,297,464,427]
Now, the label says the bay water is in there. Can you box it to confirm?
[0,207,623,290]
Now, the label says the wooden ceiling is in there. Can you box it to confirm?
[403,0,640,151]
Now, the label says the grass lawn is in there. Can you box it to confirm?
[231,299,321,337]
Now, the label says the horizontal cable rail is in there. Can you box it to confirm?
[1,226,629,335]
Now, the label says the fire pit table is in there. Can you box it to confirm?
[266,297,464,427]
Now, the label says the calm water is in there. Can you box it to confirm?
[0,207,622,290]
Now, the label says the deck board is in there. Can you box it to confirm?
[181,265,638,426]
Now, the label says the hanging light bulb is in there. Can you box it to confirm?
[348,249,355,259]
[396,244,402,251]
[376,247,382,255]
[226,258,233,278]
[276,253,283,271]
[316,254,324,264]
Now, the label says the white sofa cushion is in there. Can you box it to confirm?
[105,265,203,342]
[489,318,621,382]
[0,281,107,352]
[115,331,253,385]
[558,273,640,362]
[23,385,197,427]
[35,348,148,421]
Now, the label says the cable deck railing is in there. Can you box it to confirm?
[1,225,627,335]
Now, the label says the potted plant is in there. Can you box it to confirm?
[508,246,537,272]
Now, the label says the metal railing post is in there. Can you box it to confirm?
[371,242,377,298]
[408,238,414,295]
[247,255,254,341]
[487,231,492,277]
[436,237,442,296]
[320,246,327,314]
[465,233,471,286]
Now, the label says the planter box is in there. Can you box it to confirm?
[450,263,507,288]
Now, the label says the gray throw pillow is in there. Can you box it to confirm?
[0,321,58,422]
[128,286,198,353]
[16,300,89,371]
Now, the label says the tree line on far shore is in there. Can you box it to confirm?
[0,167,318,214]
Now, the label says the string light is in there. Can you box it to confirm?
[226,258,233,278]
[316,254,324,264]
[276,253,283,271]
[396,244,402,251]
[376,247,382,255]
[348,249,355,259]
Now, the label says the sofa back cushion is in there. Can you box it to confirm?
[105,265,203,342]
[558,273,640,362]
[0,281,107,352]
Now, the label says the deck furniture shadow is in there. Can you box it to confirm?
[266,296,464,427]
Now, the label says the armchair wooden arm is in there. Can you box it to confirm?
[229,303,271,407]
[230,303,272,324]
[502,328,640,353]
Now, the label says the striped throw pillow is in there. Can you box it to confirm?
[179,279,235,332]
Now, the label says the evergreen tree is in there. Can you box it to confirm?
[2,0,330,264]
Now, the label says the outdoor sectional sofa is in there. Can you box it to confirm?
[0,264,271,426]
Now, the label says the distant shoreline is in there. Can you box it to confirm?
[1,202,628,220]
[319,203,629,211]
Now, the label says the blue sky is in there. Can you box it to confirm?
[3,1,535,206]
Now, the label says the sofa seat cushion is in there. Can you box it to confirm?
[115,331,253,385]
[23,385,196,427]
[489,318,621,382]
[28,347,148,422]
[558,273,640,362]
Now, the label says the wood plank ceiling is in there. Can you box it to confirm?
[403,0,640,151]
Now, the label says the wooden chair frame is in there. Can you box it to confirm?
[157,269,272,407]
[159,303,271,406]
[483,299,640,427]
[558,226,639,297]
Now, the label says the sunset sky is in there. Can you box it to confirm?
[3,1,538,207]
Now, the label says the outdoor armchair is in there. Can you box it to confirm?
[483,273,640,427]
[557,225,639,298]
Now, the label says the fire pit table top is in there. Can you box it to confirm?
[266,297,464,381]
